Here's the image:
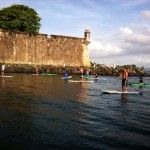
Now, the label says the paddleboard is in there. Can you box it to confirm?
[61,76,72,79]
[101,90,139,94]
[68,80,94,83]
[82,75,106,81]
[42,73,57,76]
[1,75,13,78]
[82,75,92,79]
[81,75,99,80]
[89,77,99,80]
[30,74,39,75]
[129,83,150,87]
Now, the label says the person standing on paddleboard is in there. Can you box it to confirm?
[35,65,39,75]
[80,67,84,78]
[120,68,128,92]
[63,69,68,77]
[1,64,5,77]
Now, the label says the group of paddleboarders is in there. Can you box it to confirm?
[1,64,144,89]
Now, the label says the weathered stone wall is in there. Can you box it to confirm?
[0,30,90,66]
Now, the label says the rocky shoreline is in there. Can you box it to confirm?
[0,63,148,76]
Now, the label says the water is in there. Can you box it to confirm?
[0,74,150,150]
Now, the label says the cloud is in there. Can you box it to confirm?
[89,39,122,58]
[120,27,150,55]
[120,27,133,35]
[125,34,150,44]
[140,10,150,19]
[92,55,150,67]
[89,26,150,67]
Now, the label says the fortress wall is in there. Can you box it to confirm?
[0,30,90,66]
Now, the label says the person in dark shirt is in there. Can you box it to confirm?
[64,70,68,77]
[139,76,143,84]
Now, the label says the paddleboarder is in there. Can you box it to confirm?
[120,68,128,92]
[86,69,90,76]
[35,65,39,75]
[80,67,84,78]
[1,64,5,76]
[64,69,68,77]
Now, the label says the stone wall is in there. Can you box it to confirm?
[0,30,91,66]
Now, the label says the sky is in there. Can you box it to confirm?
[0,0,150,67]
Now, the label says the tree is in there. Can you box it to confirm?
[0,4,41,34]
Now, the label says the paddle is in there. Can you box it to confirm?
[129,86,143,95]
[128,82,144,95]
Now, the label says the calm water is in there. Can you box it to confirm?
[0,74,150,150]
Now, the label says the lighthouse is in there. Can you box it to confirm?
[84,29,90,45]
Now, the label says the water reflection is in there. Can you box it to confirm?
[119,94,129,120]
[76,82,89,101]
[1,78,6,88]
[120,94,128,102]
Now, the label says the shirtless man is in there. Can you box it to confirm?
[120,68,128,92]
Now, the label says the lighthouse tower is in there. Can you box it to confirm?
[84,29,91,45]
[82,29,91,66]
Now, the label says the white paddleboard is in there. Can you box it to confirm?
[89,77,99,80]
[1,75,13,78]
[61,76,72,79]
[68,80,94,83]
[30,74,39,75]
[101,90,139,94]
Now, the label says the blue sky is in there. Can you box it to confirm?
[0,0,150,67]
